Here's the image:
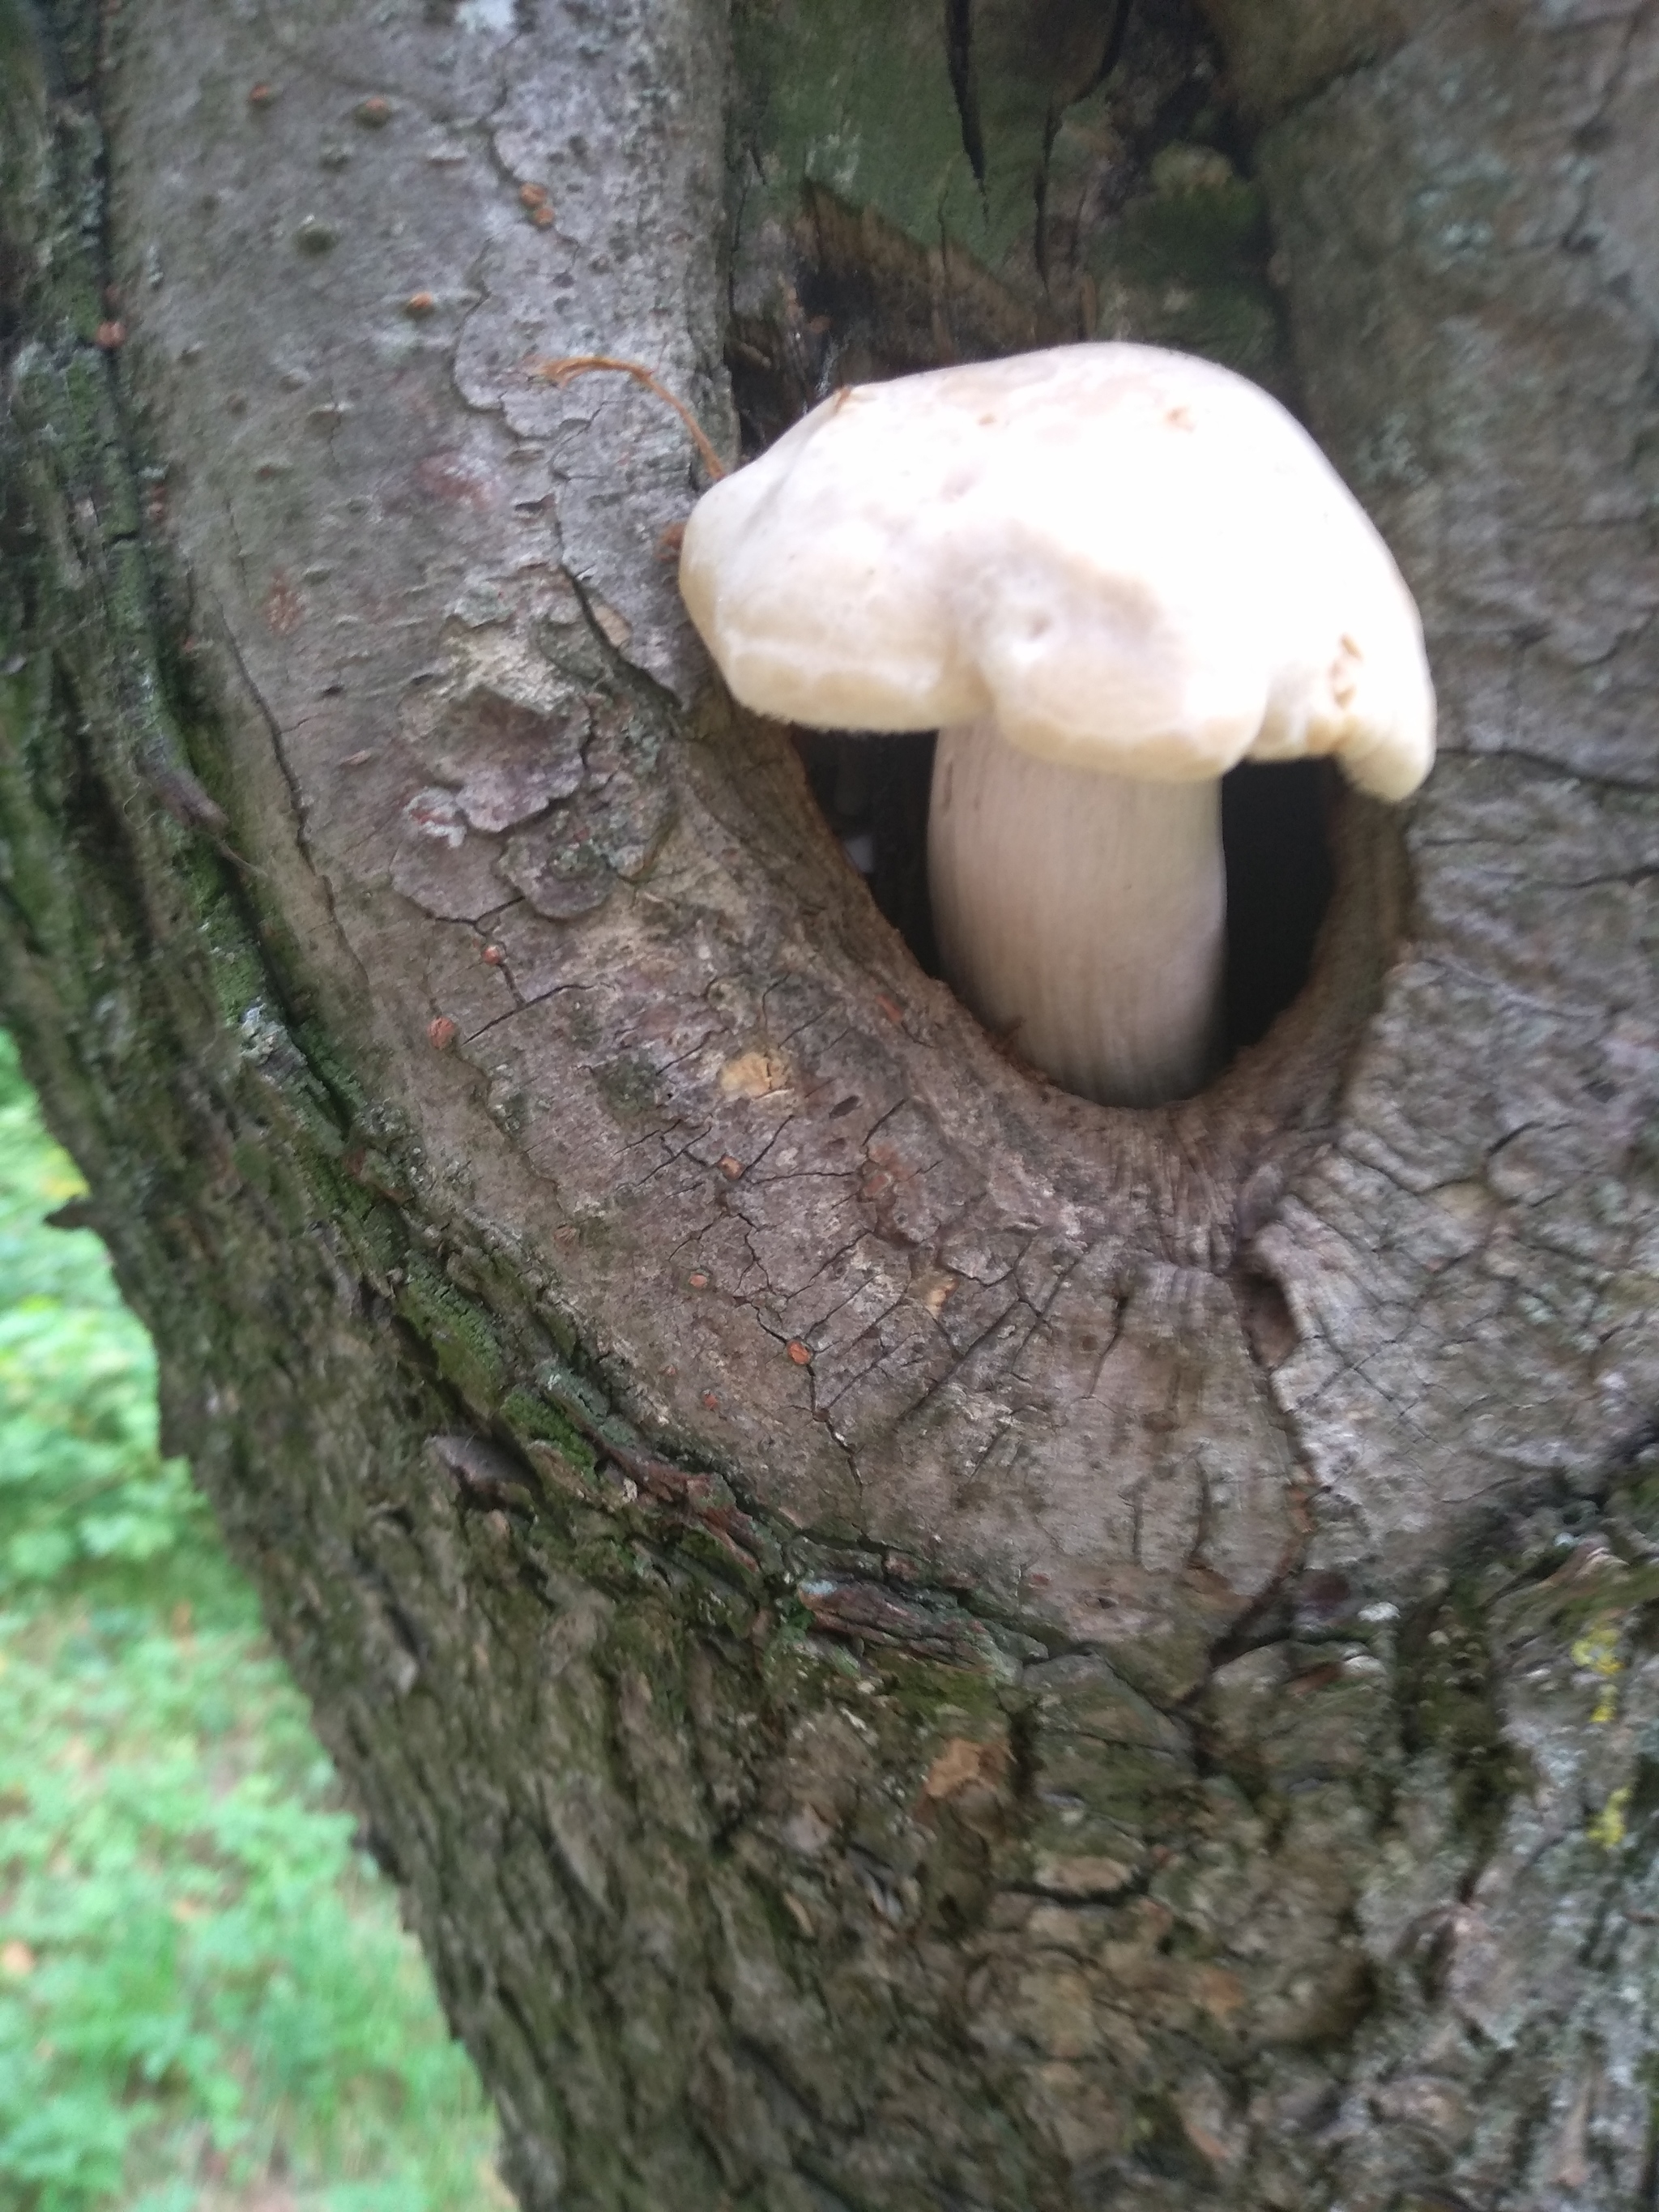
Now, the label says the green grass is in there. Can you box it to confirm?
[0,1031,507,2211]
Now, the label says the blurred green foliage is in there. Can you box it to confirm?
[0,1032,505,2212]
[0,1045,214,1603]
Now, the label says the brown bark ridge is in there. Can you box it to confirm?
[2,0,1657,2204]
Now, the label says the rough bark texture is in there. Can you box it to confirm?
[2,0,1657,2207]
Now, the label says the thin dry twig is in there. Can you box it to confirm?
[529,353,727,480]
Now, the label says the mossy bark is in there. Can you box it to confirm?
[2,1,1657,2206]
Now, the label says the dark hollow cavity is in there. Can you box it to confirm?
[795,729,940,976]
[1219,758,1336,1056]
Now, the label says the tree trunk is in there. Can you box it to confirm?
[3,0,1657,2204]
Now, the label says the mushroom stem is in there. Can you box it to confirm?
[927,715,1226,1108]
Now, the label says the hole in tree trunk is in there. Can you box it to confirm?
[1219,757,1337,1058]
[794,728,941,977]
[794,732,1341,1099]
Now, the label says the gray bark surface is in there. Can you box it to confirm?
[2,0,1657,2206]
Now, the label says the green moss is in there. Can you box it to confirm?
[563,1522,648,1596]
[732,0,972,263]
[1611,1450,1659,1548]
[396,1258,510,1411]
[672,1522,767,1597]
[498,1383,599,1478]
[1085,156,1282,378]
[0,666,72,940]
[535,1356,647,1458]
[54,354,133,515]
[287,1018,367,1116]
[1500,1556,1659,1648]
[757,1617,861,1698]
[875,1649,1017,1723]
[871,1655,1026,1716]
[190,884,274,1031]
[1397,1589,1523,1855]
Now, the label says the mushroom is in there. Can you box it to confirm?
[679,344,1435,1107]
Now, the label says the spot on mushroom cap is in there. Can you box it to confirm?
[679,344,1435,801]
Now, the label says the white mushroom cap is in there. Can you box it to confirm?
[679,343,1434,801]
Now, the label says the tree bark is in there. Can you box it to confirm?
[2,0,1657,2206]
